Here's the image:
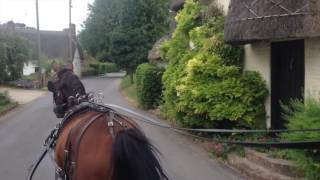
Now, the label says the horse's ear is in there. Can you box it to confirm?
[47,81,56,92]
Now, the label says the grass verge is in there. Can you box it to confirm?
[0,102,18,116]
[120,75,138,106]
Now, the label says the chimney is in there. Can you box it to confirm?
[6,21,16,31]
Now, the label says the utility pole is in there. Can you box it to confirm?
[36,0,42,88]
[69,0,73,62]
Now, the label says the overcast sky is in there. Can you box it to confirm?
[0,0,94,32]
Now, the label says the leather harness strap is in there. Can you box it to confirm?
[63,113,103,180]
[72,113,104,180]
[63,115,88,180]
[60,103,130,180]
[107,111,116,139]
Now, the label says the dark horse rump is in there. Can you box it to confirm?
[53,102,169,180]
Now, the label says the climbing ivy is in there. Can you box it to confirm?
[161,0,268,128]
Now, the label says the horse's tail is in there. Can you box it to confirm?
[111,128,169,180]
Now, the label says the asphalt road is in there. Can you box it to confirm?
[0,77,244,180]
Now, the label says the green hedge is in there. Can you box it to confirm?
[88,62,120,75]
[136,63,164,109]
[281,99,320,180]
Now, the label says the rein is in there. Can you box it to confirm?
[28,101,320,180]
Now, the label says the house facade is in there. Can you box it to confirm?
[222,0,320,129]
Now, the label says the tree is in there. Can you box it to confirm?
[0,36,31,82]
[79,0,170,82]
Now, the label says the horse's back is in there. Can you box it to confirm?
[54,107,168,180]
[55,110,113,180]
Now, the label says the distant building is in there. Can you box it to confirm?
[0,21,84,76]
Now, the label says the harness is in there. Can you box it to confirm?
[27,101,127,180]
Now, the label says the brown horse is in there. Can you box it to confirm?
[54,109,169,180]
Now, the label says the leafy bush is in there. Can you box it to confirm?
[0,92,11,106]
[281,99,320,180]
[41,58,65,77]
[161,0,268,128]
[101,63,119,73]
[82,56,105,76]
[136,63,164,109]
[0,36,31,82]
[88,62,120,75]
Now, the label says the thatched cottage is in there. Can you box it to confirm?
[0,22,84,77]
[222,0,320,129]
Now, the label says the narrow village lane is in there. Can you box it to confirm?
[0,77,244,180]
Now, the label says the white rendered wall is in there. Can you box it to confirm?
[73,48,82,78]
[216,0,230,14]
[23,62,36,76]
[244,43,271,128]
[305,38,320,98]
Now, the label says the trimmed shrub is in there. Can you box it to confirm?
[103,62,119,73]
[281,99,320,180]
[136,63,164,109]
[99,64,107,74]
[89,62,120,75]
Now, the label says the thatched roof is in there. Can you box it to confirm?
[0,22,84,60]
[224,0,320,44]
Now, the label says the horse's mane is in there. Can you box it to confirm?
[111,128,169,180]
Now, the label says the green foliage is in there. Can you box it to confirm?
[79,0,170,74]
[22,73,36,81]
[88,62,119,75]
[281,99,320,179]
[120,75,138,104]
[211,143,244,160]
[121,75,136,89]
[0,92,11,106]
[82,56,99,76]
[41,58,65,76]
[161,0,268,128]
[0,36,31,82]
[136,63,164,109]
[83,55,120,76]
